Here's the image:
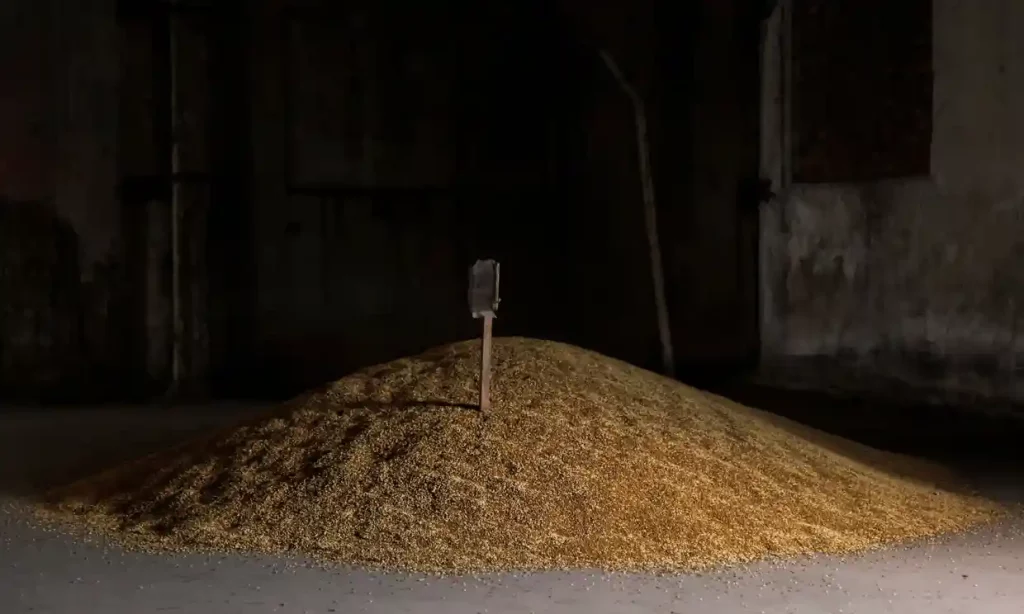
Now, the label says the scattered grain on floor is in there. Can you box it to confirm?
[34,338,1002,573]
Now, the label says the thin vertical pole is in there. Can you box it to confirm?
[169,9,184,396]
[480,313,493,412]
[599,50,675,377]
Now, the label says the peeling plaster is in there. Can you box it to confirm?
[760,0,1024,405]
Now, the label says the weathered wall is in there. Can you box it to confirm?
[1,0,763,401]
[0,0,225,401]
[0,0,667,400]
[761,0,1024,404]
[0,0,123,400]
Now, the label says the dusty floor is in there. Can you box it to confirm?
[2,404,1022,614]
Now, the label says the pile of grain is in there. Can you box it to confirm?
[38,338,1000,573]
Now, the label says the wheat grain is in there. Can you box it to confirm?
[34,338,1001,573]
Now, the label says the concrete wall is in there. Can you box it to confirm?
[761,0,1024,405]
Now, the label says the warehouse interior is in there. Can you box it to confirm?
[2,0,1023,612]
[1,0,764,403]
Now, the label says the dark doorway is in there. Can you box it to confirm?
[654,0,764,384]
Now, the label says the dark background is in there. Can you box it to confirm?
[0,0,765,401]
[1,0,1022,462]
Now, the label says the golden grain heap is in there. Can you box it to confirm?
[38,338,1000,573]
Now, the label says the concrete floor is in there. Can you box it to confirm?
[2,404,1022,614]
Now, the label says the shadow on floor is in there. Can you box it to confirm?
[692,377,1024,504]
[0,404,263,498]
[710,381,1024,464]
